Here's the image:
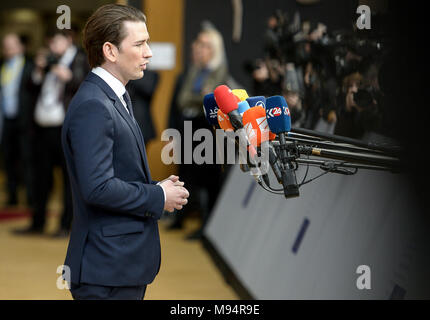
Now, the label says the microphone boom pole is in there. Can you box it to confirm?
[297,145,401,169]
[291,127,402,156]
[295,158,396,172]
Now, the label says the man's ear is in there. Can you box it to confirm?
[102,42,118,63]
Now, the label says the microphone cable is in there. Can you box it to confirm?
[257,159,353,194]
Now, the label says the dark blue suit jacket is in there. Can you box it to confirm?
[62,72,164,287]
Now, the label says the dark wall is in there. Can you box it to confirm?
[184,0,358,93]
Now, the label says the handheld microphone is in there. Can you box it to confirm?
[246,96,266,108]
[242,106,283,186]
[203,93,220,129]
[203,93,229,169]
[214,85,266,184]
[232,89,249,101]
[266,95,300,198]
[214,85,244,130]
[217,109,249,172]
[214,85,256,157]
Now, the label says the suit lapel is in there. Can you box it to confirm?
[134,119,152,182]
[85,72,151,181]
[112,98,151,181]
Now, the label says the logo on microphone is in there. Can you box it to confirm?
[257,116,270,133]
[244,116,271,145]
[267,106,290,118]
[255,100,265,108]
[209,107,219,119]
[244,122,256,143]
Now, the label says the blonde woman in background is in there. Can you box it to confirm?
[167,23,235,239]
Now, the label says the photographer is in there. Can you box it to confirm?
[251,12,294,97]
[334,72,381,139]
[283,63,305,127]
[251,58,284,97]
[13,29,89,237]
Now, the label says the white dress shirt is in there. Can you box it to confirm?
[91,67,130,113]
[91,67,166,206]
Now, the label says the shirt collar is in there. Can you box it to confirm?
[91,66,126,101]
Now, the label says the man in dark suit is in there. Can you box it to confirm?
[0,33,35,207]
[61,4,189,300]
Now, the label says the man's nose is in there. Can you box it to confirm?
[144,43,152,59]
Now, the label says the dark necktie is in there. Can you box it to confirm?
[122,91,135,119]
[123,89,148,176]
[123,90,144,144]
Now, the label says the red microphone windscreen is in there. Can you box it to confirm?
[214,85,239,114]
[242,106,276,146]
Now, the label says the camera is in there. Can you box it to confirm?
[44,54,59,72]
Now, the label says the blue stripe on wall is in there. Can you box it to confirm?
[292,218,310,254]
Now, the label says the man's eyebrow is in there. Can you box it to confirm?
[134,38,150,44]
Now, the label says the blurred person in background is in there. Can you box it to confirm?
[126,69,159,146]
[301,60,320,127]
[251,58,284,97]
[303,22,338,133]
[335,71,381,139]
[283,89,305,128]
[334,72,362,138]
[250,15,339,134]
[13,28,89,236]
[251,11,294,97]
[167,23,232,240]
[283,62,305,127]
[0,33,35,207]
[300,57,337,132]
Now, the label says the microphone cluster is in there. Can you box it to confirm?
[202,84,403,199]
[203,85,300,198]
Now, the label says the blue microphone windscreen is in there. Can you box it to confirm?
[246,96,266,108]
[265,95,291,134]
[237,101,250,116]
[203,93,219,126]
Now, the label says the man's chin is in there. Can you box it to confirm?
[131,71,144,80]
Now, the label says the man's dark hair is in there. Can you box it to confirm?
[83,4,146,68]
